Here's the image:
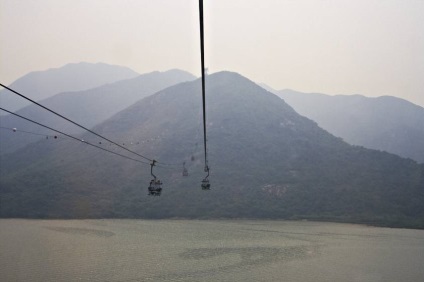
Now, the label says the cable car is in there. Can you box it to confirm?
[201,166,210,190]
[182,162,188,177]
[148,160,162,196]
[148,179,162,196]
[201,178,210,190]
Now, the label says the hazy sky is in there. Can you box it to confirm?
[1,0,423,106]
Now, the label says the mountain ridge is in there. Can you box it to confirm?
[0,62,140,114]
[273,89,424,163]
[0,69,196,155]
[1,71,423,228]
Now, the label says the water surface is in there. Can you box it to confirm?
[1,219,423,281]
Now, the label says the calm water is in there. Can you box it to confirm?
[1,219,423,281]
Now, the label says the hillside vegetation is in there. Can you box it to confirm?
[277,89,424,163]
[1,72,423,228]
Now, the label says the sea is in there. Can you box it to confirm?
[1,219,423,281]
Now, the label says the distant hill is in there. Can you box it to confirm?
[0,62,140,114]
[1,72,423,228]
[0,69,196,155]
[274,89,424,163]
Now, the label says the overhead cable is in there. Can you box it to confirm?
[0,126,53,137]
[0,107,150,165]
[0,83,154,162]
[198,0,209,172]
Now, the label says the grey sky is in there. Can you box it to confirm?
[1,0,423,106]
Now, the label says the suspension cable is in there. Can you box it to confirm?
[0,107,150,165]
[199,0,209,172]
[0,126,53,137]
[0,83,154,162]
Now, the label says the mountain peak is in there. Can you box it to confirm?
[208,71,251,83]
[205,71,280,98]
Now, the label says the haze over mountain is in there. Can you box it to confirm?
[1,72,423,228]
[0,62,140,114]
[266,88,424,164]
[0,69,196,155]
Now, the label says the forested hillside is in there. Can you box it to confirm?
[1,72,423,228]
[277,89,424,163]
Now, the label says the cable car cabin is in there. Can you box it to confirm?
[148,179,162,196]
[201,178,210,190]
[182,168,188,177]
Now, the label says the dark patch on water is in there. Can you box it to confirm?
[165,245,318,280]
[43,226,115,238]
[179,245,318,265]
[113,245,319,281]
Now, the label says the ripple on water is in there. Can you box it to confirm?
[43,226,115,238]
[143,245,320,281]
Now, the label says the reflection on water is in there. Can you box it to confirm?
[0,219,423,282]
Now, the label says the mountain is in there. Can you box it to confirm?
[0,62,140,114]
[0,69,196,155]
[275,89,424,163]
[1,72,423,228]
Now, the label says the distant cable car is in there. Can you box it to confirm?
[148,160,162,196]
[182,162,188,177]
[183,168,188,177]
